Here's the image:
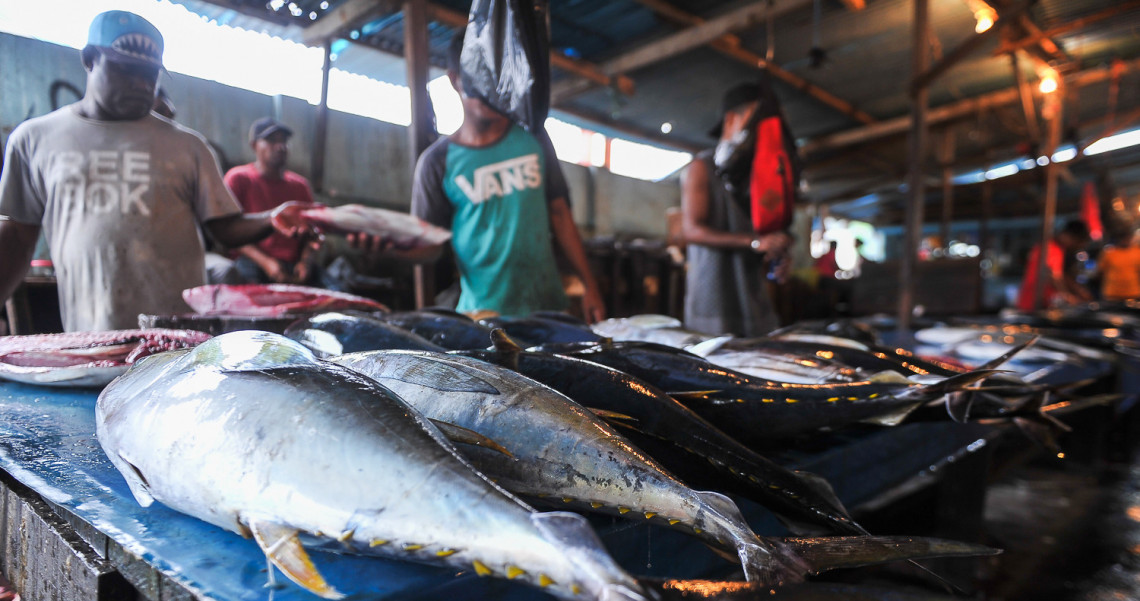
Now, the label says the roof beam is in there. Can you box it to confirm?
[804,56,1140,156]
[603,0,874,124]
[838,0,866,10]
[993,0,1140,56]
[599,0,813,77]
[910,0,1032,95]
[301,0,399,45]
[426,3,635,96]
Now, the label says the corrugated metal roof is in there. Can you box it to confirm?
[163,0,1140,220]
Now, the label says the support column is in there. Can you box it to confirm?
[939,130,955,252]
[1033,85,1063,311]
[312,40,332,193]
[405,0,435,309]
[899,0,929,331]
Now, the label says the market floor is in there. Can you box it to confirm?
[977,453,1140,601]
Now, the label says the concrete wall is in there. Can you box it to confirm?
[0,32,682,235]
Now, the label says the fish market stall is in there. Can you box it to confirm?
[0,381,1004,600]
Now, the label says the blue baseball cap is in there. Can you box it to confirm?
[86,11,164,69]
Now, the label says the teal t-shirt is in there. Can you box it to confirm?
[411,125,568,316]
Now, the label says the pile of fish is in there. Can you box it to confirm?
[97,330,998,600]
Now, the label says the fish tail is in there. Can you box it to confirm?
[779,535,1000,574]
[531,512,649,599]
[737,539,810,585]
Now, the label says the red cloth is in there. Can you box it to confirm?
[749,117,795,234]
[1017,240,1063,311]
[814,249,839,279]
[1080,182,1104,242]
[223,163,315,263]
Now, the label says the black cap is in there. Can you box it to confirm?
[708,83,763,138]
[249,117,293,143]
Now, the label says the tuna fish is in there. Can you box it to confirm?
[378,309,497,350]
[96,331,648,601]
[0,329,211,387]
[300,203,451,249]
[332,349,812,585]
[284,311,445,356]
[456,332,865,536]
[479,315,604,346]
[182,284,387,317]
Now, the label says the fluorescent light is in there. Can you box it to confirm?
[1052,146,1077,162]
[984,163,1019,180]
[660,122,673,134]
[1085,128,1140,156]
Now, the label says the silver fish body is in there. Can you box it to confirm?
[334,350,810,586]
[96,331,646,601]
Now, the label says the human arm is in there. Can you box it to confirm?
[547,197,606,323]
[346,232,445,264]
[203,201,312,249]
[680,158,789,254]
[0,220,40,306]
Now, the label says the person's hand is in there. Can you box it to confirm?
[271,201,318,239]
[347,232,396,254]
[292,261,310,284]
[263,259,289,283]
[581,284,607,324]
[753,231,792,255]
[769,251,792,283]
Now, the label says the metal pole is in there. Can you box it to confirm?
[405,0,435,309]
[939,130,955,253]
[1033,85,1063,311]
[312,40,332,193]
[899,0,929,331]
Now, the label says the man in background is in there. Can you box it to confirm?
[409,32,605,321]
[0,11,309,331]
[1016,219,1093,311]
[225,117,319,285]
[682,81,793,336]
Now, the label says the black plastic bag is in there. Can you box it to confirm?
[460,0,551,132]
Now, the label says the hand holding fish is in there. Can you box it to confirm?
[270,201,319,239]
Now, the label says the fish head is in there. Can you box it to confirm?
[188,331,319,372]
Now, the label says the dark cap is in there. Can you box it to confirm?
[86,11,164,69]
[708,82,762,138]
[249,117,293,143]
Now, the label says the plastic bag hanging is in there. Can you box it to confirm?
[460,0,551,133]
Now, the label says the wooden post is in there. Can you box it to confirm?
[980,181,992,257]
[312,40,332,193]
[405,0,434,309]
[1033,85,1063,311]
[899,0,929,332]
[1010,51,1040,145]
[939,130,955,252]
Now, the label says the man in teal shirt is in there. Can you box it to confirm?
[410,32,605,321]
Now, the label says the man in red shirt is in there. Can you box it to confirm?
[1016,219,1092,311]
[225,117,318,284]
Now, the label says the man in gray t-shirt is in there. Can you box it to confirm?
[0,11,309,331]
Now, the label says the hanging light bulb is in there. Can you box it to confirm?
[1038,68,1059,94]
[974,7,996,33]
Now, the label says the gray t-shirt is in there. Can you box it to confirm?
[0,107,241,331]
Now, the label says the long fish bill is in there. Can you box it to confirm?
[778,535,1001,573]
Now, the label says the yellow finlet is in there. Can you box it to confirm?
[436,549,458,557]
[590,502,603,509]
[562,497,574,503]
[506,565,526,579]
[668,519,681,525]
[369,539,389,547]
[644,512,657,519]
[403,544,423,551]
[472,560,493,576]
[337,529,354,542]
[618,506,631,514]
[693,527,703,534]
[539,574,556,587]
[786,398,799,404]
[571,584,582,595]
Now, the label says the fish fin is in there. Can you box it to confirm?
[490,328,524,371]
[737,540,809,585]
[858,402,923,426]
[976,336,1038,371]
[907,369,1002,399]
[247,519,345,600]
[1042,393,1122,416]
[944,390,975,423]
[588,408,638,424]
[790,471,862,530]
[687,336,734,358]
[868,370,911,385]
[778,535,1000,574]
[115,453,155,507]
[428,419,513,457]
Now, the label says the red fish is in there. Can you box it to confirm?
[182,284,387,317]
[0,329,211,387]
